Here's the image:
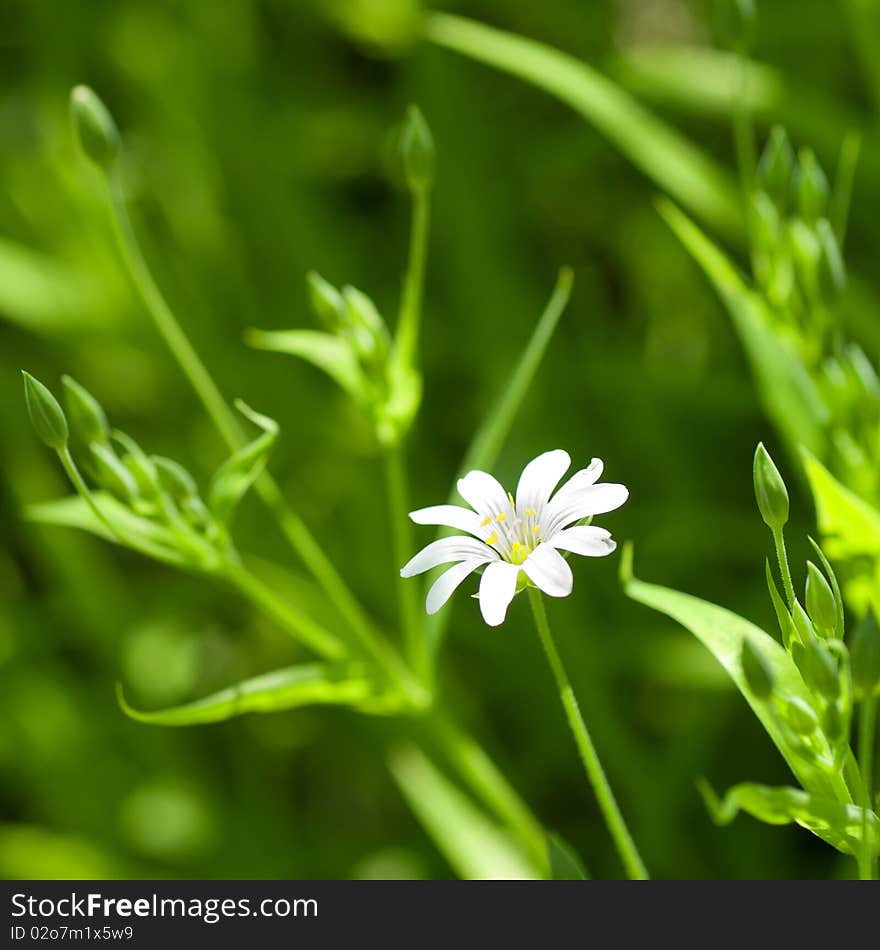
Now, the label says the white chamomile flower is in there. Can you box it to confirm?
[400,450,628,626]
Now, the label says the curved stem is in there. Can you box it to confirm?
[224,562,347,662]
[394,186,430,371]
[103,173,422,703]
[385,447,425,680]
[527,587,649,880]
[858,695,877,880]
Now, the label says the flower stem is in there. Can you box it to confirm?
[224,562,347,662]
[103,173,423,705]
[426,710,548,874]
[772,526,796,608]
[384,447,426,681]
[527,587,649,880]
[394,185,430,372]
[858,694,877,880]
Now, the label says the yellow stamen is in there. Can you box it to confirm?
[507,491,515,509]
[480,516,491,527]
[496,513,506,522]
[485,532,499,545]
[532,524,540,533]
[525,508,537,516]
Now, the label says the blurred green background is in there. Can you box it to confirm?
[1,0,876,879]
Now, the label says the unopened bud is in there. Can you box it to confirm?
[742,639,774,699]
[753,443,789,529]
[805,562,836,638]
[401,105,434,193]
[851,609,880,700]
[70,85,120,172]
[757,127,794,211]
[22,371,68,451]
[793,148,829,224]
[91,443,138,503]
[62,376,110,446]
[306,271,345,331]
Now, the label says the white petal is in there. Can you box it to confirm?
[547,458,604,509]
[522,544,573,598]
[457,470,509,517]
[409,504,485,538]
[550,525,617,557]
[426,559,489,614]
[478,561,521,626]
[400,536,496,577]
[545,483,629,536]
[515,449,571,516]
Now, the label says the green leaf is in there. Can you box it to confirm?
[117,664,372,726]
[208,401,279,525]
[802,451,880,560]
[424,13,743,238]
[621,546,859,804]
[389,744,540,880]
[698,780,879,857]
[424,269,572,659]
[246,328,366,402]
[547,833,590,880]
[25,493,183,565]
[658,199,829,456]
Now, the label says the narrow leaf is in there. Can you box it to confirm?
[699,779,879,856]
[246,328,366,402]
[388,744,540,880]
[659,199,829,455]
[117,664,372,726]
[208,401,279,524]
[424,13,743,238]
[622,548,859,803]
[547,833,590,880]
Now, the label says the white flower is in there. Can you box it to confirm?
[400,450,628,626]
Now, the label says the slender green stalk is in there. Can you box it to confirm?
[103,173,423,704]
[225,562,347,662]
[427,711,548,874]
[394,186,430,371]
[772,527,796,608]
[858,695,877,880]
[385,447,425,679]
[527,588,649,879]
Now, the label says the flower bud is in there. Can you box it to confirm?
[787,218,821,303]
[401,105,434,194]
[152,455,199,503]
[114,432,161,500]
[342,286,390,365]
[753,443,789,529]
[62,375,110,446]
[822,702,847,750]
[70,85,121,172]
[805,562,836,639]
[757,127,794,211]
[306,271,345,332]
[90,443,138,503]
[742,639,774,699]
[779,696,819,736]
[851,608,880,700]
[792,600,816,646]
[22,371,68,450]
[803,639,840,700]
[793,148,829,224]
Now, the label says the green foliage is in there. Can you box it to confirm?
[22,372,68,451]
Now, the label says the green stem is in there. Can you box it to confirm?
[527,587,649,880]
[858,695,877,880]
[225,562,347,662]
[427,710,548,874]
[103,173,422,705]
[772,527,796,608]
[384,447,426,681]
[394,186,430,371]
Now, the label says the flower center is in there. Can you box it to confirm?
[481,492,542,563]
